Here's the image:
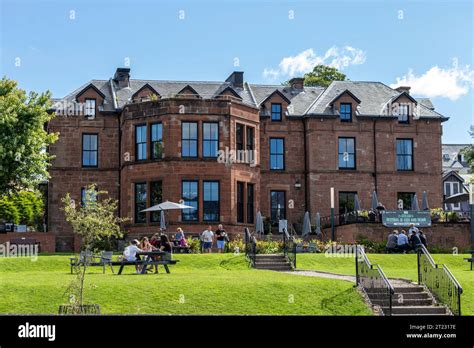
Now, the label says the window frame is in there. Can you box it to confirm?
[397,192,415,210]
[396,138,414,171]
[237,181,244,223]
[203,180,220,222]
[246,126,255,164]
[150,123,163,160]
[202,122,219,158]
[247,183,254,224]
[84,98,96,117]
[338,191,357,214]
[81,133,98,168]
[270,190,286,222]
[149,181,163,223]
[397,103,410,124]
[135,124,147,161]
[271,103,282,121]
[340,103,352,122]
[338,137,356,170]
[269,137,285,171]
[181,180,199,221]
[181,122,198,158]
[134,182,147,224]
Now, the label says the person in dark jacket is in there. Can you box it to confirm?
[418,230,427,247]
[410,231,423,251]
[385,230,399,253]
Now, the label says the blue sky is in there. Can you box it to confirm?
[1,0,472,143]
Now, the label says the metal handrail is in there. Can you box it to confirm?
[356,245,394,316]
[282,228,296,269]
[417,245,463,315]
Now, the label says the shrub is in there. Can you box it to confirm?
[227,235,245,254]
[355,236,386,253]
[0,197,20,224]
[185,237,201,253]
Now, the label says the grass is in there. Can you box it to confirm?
[0,254,371,315]
[297,253,474,315]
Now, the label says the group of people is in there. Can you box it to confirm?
[385,224,427,253]
[200,224,228,253]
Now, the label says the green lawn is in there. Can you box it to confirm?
[297,253,474,315]
[0,254,371,315]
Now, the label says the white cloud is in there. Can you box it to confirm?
[391,62,474,101]
[262,46,366,80]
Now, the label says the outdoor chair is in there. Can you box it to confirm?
[98,251,114,274]
[69,251,93,274]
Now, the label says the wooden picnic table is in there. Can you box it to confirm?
[117,250,166,275]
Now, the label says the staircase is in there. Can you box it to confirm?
[366,282,448,316]
[254,254,293,271]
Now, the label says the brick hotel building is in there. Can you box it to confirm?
[48,68,448,251]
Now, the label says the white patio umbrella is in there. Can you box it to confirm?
[354,194,361,212]
[302,211,311,237]
[371,191,378,211]
[315,212,322,237]
[421,191,430,211]
[411,194,420,211]
[160,210,166,230]
[140,200,194,212]
[255,211,264,235]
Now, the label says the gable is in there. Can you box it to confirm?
[75,83,106,102]
[132,84,160,101]
[217,86,242,100]
[259,90,291,105]
[176,85,201,98]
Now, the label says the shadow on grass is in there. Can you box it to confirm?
[321,287,362,315]
[219,254,249,270]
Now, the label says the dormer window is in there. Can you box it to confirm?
[398,104,409,124]
[85,99,96,117]
[271,103,282,121]
[340,103,352,122]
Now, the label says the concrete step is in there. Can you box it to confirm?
[372,298,434,307]
[368,292,431,300]
[393,286,425,293]
[255,255,286,260]
[255,264,292,271]
[255,261,290,266]
[385,306,447,315]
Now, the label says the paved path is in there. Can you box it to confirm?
[285,270,415,286]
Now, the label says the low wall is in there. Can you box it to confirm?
[0,232,56,253]
[331,223,471,250]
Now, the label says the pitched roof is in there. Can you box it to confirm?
[53,75,448,121]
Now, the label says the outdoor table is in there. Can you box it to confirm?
[137,251,166,274]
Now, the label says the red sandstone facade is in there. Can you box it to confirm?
[47,68,447,251]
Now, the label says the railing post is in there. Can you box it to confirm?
[417,248,421,285]
[355,245,359,286]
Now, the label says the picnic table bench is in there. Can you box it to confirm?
[114,251,178,275]
[69,251,114,274]
[464,250,474,271]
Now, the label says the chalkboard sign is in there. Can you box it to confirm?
[382,210,431,227]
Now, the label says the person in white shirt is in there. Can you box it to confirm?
[123,239,143,273]
[201,226,214,253]
[408,224,419,237]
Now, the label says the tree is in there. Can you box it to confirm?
[302,65,347,87]
[461,145,474,174]
[61,184,129,310]
[0,77,58,195]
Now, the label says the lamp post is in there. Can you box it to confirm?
[330,187,335,241]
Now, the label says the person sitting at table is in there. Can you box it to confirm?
[175,227,185,245]
[140,237,154,252]
[159,235,173,261]
[123,239,143,273]
[150,233,161,248]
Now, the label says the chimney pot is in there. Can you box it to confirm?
[289,77,305,90]
[114,67,131,88]
[225,71,244,89]
[395,86,411,94]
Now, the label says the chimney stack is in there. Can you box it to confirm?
[395,86,411,94]
[114,67,131,88]
[289,77,305,90]
[225,71,244,89]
